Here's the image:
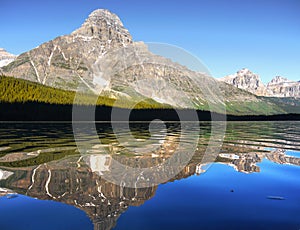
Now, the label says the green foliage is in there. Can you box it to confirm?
[1,75,298,114]
[0,75,79,104]
[0,75,169,109]
[225,101,286,115]
[264,97,300,114]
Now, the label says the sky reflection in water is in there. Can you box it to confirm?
[0,122,299,230]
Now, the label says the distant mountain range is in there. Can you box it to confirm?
[219,68,300,98]
[0,9,299,116]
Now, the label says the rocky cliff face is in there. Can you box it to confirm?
[219,68,271,96]
[268,76,289,86]
[220,69,300,98]
[0,48,16,68]
[267,76,300,98]
[1,9,298,114]
[1,9,273,114]
[1,9,132,89]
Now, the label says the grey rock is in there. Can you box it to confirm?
[219,68,271,96]
[1,9,132,90]
[220,69,300,98]
[267,76,300,98]
[0,9,294,114]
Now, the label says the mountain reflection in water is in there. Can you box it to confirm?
[0,122,300,230]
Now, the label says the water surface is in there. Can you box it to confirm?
[0,122,299,230]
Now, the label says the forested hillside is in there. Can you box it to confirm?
[0,75,167,109]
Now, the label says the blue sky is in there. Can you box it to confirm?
[1,0,299,82]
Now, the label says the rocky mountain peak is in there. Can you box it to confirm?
[1,9,134,88]
[266,76,300,98]
[237,68,260,78]
[72,9,132,45]
[0,9,279,114]
[221,70,300,98]
[219,68,268,96]
[88,9,124,26]
[268,76,290,86]
[237,68,254,75]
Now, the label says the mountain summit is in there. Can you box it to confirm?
[1,9,132,88]
[0,9,297,115]
[219,68,270,96]
[71,9,132,48]
[267,76,300,98]
[220,69,300,98]
[268,76,290,86]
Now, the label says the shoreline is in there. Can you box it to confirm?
[0,102,299,121]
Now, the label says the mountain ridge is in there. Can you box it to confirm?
[220,68,300,98]
[1,9,132,89]
[0,9,299,116]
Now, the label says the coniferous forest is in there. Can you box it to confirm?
[0,75,299,121]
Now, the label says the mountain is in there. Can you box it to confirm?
[267,76,300,98]
[220,69,300,98]
[219,68,271,96]
[1,9,132,89]
[0,9,298,115]
[0,48,16,68]
[268,76,290,85]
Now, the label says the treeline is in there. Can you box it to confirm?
[0,102,299,121]
[0,102,185,121]
[1,75,300,121]
[0,75,80,104]
[0,75,168,109]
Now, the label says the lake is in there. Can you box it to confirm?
[0,122,300,230]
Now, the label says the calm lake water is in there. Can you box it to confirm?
[0,122,300,230]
